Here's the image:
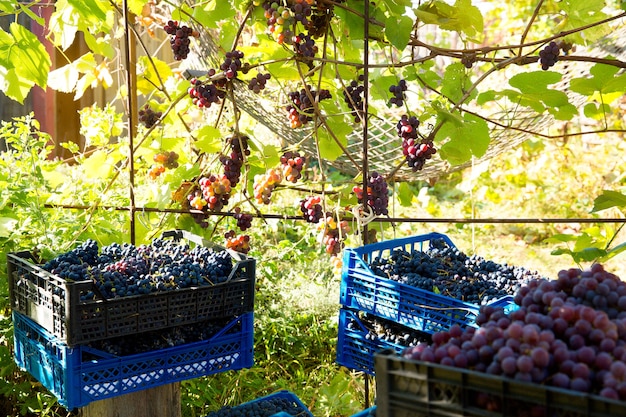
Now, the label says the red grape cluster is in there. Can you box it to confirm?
[396,115,436,171]
[220,135,250,187]
[300,195,323,223]
[233,207,253,231]
[260,1,294,44]
[539,41,561,70]
[138,104,162,128]
[164,20,195,60]
[280,150,306,183]
[286,86,332,128]
[253,168,283,204]
[224,230,251,254]
[352,171,389,216]
[320,212,349,256]
[248,72,271,93]
[388,79,407,107]
[343,75,365,123]
[403,264,626,403]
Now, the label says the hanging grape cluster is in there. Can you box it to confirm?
[280,150,306,183]
[220,135,250,188]
[396,115,436,171]
[163,20,195,60]
[343,75,365,123]
[286,86,332,128]
[353,171,389,216]
[138,104,162,128]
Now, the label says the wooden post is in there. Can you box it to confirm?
[78,382,182,417]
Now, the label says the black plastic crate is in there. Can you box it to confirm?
[8,229,255,346]
[374,350,626,417]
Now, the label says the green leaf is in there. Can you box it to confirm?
[592,190,626,212]
[570,64,626,95]
[583,102,611,120]
[441,63,475,103]
[602,241,626,262]
[415,0,483,38]
[397,182,414,206]
[1,67,32,103]
[317,124,349,161]
[544,233,580,244]
[219,20,238,52]
[0,216,17,238]
[437,113,489,165]
[380,0,411,15]
[9,22,51,88]
[194,126,222,154]
[136,56,172,94]
[384,15,413,51]
[558,0,609,44]
[334,0,365,41]
[193,1,236,28]
[67,0,108,23]
[509,71,562,93]
[47,63,80,93]
[127,0,149,16]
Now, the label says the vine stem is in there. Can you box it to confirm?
[518,0,545,57]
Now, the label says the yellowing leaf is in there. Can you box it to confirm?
[48,63,80,93]
[83,150,114,179]
[137,56,172,94]
[194,126,222,154]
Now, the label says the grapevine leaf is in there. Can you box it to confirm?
[67,0,108,23]
[48,0,80,50]
[380,0,412,15]
[9,22,51,88]
[136,56,172,94]
[441,63,475,103]
[509,71,562,93]
[557,0,609,44]
[194,126,222,154]
[334,0,364,41]
[583,102,611,120]
[570,64,626,95]
[219,20,238,52]
[193,2,235,28]
[544,233,580,244]
[437,113,489,165]
[397,182,414,206]
[602,241,626,262]
[591,190,626,212]
[83,31,115,59]
[127,0,148,16]
[384,15,413,51]
[317,124,349,161]
[171,4,194,22]
[83,150,114,179]
[47,63,80,93]
[370,75,398,103]
[0,216,17,238]
[415,0,483,39]
[1,67,32,103]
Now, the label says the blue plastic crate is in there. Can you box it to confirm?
[206,390,313,417]
[340,232,518,334]
[13,311,254,410]
[337,307,423,376]
[351,406,376,417]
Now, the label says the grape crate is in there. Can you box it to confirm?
[8,229,256,346]
[340,233,532,334]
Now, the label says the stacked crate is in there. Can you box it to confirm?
[336,232,516,376]
[8,230,256,410]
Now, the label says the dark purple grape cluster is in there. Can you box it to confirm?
[233,207,253,231]
[343,75,365,122]
[138,104,162,128]
[280,150,306,183]
[248,72,271,93]
[404,264,626,403]
[539,41,560,70]
[347,310,432,348]
[300,195,323,223]
[43,237,235,300]
[220,135,250,187]
[396,115,436,171]
[293,32,318,58]
[292,0,313,26]
[220,50,244,79]
[164,20,194,60]
[286,86,332,128]
[353,171,389,216]
[388,79,407,107]
[461,52,477,69]
[205,393,311,417]
[369,241,542,305]
[87,318,231,356]
[188,77,225,108]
